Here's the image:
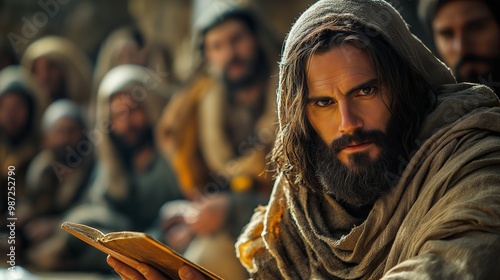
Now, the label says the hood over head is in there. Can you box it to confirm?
[272,0,456,185]
[21,36,92,106]
[94,64,169,200]
[41,99,85,132]
[277,0,456,135]
[418,0,500,33]
[191,0,281,77]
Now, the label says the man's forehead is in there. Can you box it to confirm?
[433,1,494,28]
[205,18,252,40]
[307,44,376,92]
[109,92,139,107]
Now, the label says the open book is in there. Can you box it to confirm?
[61,222,223,279]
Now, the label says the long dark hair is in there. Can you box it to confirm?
[270,18,436,190]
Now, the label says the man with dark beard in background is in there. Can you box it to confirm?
[154,6,278,279]
[28,65,183,271]
[419,0,500,94]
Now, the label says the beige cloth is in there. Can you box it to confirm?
[236,0,500,279]
[198,73,277,186]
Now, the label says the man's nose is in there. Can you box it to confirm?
[338,102,362,133]
[221,44,237,65]
[453,31,472,58]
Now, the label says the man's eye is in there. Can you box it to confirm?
[358,86,376,96]
[438,29,454,40]
[315,99,334,107]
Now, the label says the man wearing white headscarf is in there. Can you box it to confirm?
[18,99,95,265]
[31,65,183,271]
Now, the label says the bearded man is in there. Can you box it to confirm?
[108,0,500,279]
[419,0,500,94]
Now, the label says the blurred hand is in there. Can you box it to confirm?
[186,194,230,235]
[24,217,58,244]
[163,223,195,252]
[107,256,206,280]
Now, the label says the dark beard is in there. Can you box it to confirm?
[223,50,265,93]
[454,54,500,85]
[312,125,404,209]
[109,126,153,169]
[51,145,68,162]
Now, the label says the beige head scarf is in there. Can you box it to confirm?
[21,36,92,106]
[94,64,168,200]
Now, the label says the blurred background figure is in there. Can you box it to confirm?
[0,65,48,268]
[156,4,279,279]
[21,36,92,110]
[90,25,176,126]
[25,65,182,272]
[419,0,500,93]
[17,99,95,264]
[0,66,48,210]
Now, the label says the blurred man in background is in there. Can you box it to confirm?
[28,65,183,271]
[18,99,95,262]
[0,66,47,212]
[419,0,500,94]
[156,6,278,279]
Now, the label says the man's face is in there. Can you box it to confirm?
[306,44,391,169]
[109,92,149,148]
[0,92,29,142]
[44,118,84,160]
[305,44,398,207]
[204,19,259,87]
[432,0,500,82]
[32,56,66,100]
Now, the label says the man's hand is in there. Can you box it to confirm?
[107,256,206,280]
[187,194,230,235]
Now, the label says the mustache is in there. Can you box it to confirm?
[224,57,250,72]
[329,129,387,154]
[455,54,494,71]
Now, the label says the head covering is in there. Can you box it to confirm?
[91,26,175,112]
[95,64,169,200]
[21,36,92,106]
[418,0,500,33]
[41,99,85,132]
[282,0,454,92]
[191,0,281,76]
